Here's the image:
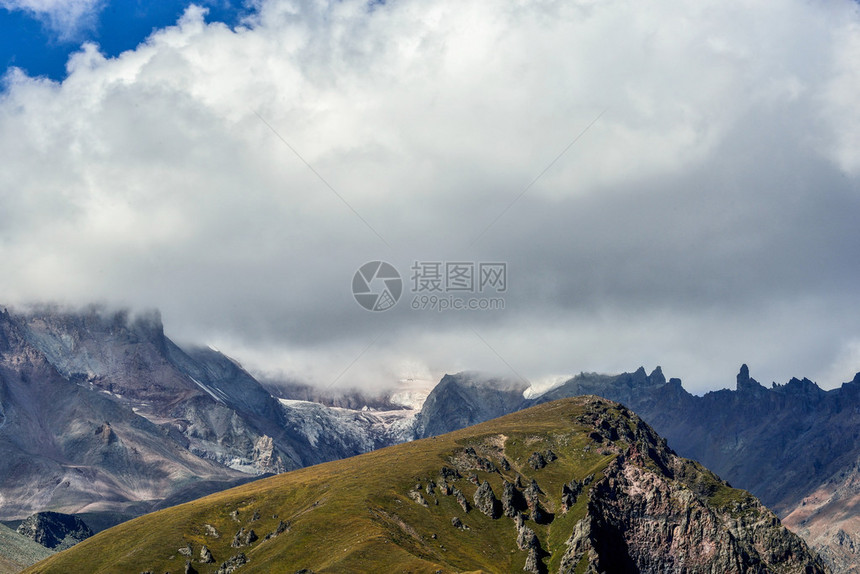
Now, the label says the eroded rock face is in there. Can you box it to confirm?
[524,547,542,574]
[516,526,539,551]
[502,480,525,518]
[16,511,92,550]
[452,487,470,512]
[216,552,247,574]
[560,480,582,513]
[408,488,429,507]
[473,481,501,519]
[524,479,550,525]
[528,452,547,470]
[558,456,829,574]
[783,455,860,574]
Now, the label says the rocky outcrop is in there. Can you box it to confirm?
[230,528,257,547]
[473,480,501,519]
[558,453,829,574]
[452,487,470,512]
[263,520,290,541]
[408,486,429,507]
[528,452,547,469]
[523,547,543,574]
[419,397,827,573]
[16,512,92,550]
[528,450,556,470]
[453,446,499,474]
[516,525,538,551]
[560,480,582,513]
[502,480,526,518]
[216,552,247,574]
[524,479,550,525]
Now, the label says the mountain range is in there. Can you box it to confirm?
[0,306,415,529]
[0,305,857,571]
[413,368,860,572]
[22,397,827,573]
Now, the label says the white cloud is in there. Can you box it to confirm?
[1,0,104,39]
[1,0,859,391]
[818,338,860,390]
[821,9,860,175]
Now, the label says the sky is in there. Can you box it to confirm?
[1,0,859,394]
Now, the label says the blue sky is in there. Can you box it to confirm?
[0,1,249,82]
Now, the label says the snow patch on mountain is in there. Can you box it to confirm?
[388,378,435,410]
[278,399,417,452]
[189,375,227,404]
[522,375,572,399]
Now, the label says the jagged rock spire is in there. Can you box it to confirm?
[736,364,765,393]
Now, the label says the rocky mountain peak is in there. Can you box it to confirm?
[736,363,766,393]
[649,365,666,385]
[16,512,92,551]
[0,304,320,523]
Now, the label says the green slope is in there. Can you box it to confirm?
[0,523,54,574]
[23,397,826,574]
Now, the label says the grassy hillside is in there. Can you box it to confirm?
[22,397,822,574]
[0,523,54,574]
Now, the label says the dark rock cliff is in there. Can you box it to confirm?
[16,511,92,550]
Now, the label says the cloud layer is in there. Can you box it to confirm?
[1,0,104,39]
[1,0,859,392]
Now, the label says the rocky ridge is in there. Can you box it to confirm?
[414,366,860,572]
[15,511,92,550]
[23,397,826,573]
